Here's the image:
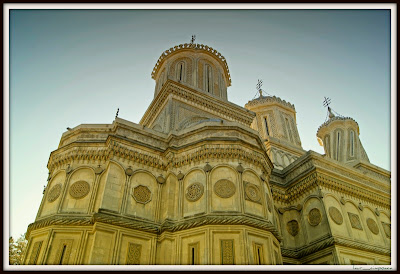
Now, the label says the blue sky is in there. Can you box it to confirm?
[8,8,392,239]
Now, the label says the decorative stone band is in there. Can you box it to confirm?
[48,142,271,176]
[141,81,254,127]
[245,95,295,111]
[281,234,391,259]
[26,212,282,242]
[151,43,231,86]
[271,172,390,209]
[317,116,359,135]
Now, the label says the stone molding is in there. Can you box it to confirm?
[140,80,255,127]
[26,212,282,242]
[271,172,390,209]
[48,141,271,175]
[282,235,391,259]
[245,95,295,111]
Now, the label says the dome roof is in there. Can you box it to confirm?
[151,43,232,86]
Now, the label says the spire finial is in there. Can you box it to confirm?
[256,79,263,97]
[115,108,119,119]
[323,97,335,119]
[190,35,196,44]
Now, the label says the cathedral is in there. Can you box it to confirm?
[23,40,391,265]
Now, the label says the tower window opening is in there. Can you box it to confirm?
[264,117,270,136]
[254,244,264,265]
[188,243,199,265]
[205,65,212,93]
[336,132,340,160]
[285,118,293,142]
[350,130,354,157]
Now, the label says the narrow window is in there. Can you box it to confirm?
[59,245,67,265]
[336,132,340,160]
[188,242,199,265]
[264,117,270,136]
[205,65,212,93]
[177,62,184,81]
[325,136,330,157]
[285,118,293,142]
[254,243,264,265]
[350,130,354,157]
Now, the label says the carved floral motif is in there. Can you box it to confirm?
[186,183,204,202]
[69,181,90,199]
[214,179,236,198]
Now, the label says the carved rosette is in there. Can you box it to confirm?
[214,179,236,198]
[266,194,272,213]
[69,181,90,199]
[185,183,204,202]
[132,185,152,204]
[366,218,379,235]
[47,184,62,202]
[308,208,322,226]
[328,206,343,225]
[244,182,261,203]
[348,212,363,230]
[287,220,299,236]
[381,222,391,238]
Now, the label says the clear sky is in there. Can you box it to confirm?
[8,8,392,239]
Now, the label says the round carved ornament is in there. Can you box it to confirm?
[185,183,204,202]
[214,179,236,198]
[69,181,90,199]
[366,218,379,235]
[287,220,299,236]
[132,185,151,204]
[266,195,272,213]
[308,208,322,226]
[245,184,261,202]
[328,206,343,225]
[47,184,62,202]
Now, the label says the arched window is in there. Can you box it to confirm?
[350,130,355,157]
[336,131,340,160]
[264,117,270,136]
[205,64,212,93]
[176,61,185,82]
[324,136,330,157]
[285,118,293,143]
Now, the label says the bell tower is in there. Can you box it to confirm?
[316,103,370,164]
[245,83,304,170]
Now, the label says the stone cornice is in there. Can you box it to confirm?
[317,116,359,137]
[139,80,255,127]
[245,95,296,111]
[151,43,231,86]
[281,235,390,259]
[26,212,282,241]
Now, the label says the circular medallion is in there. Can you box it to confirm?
[266,194,272,213]
[132,185,152,204]
[366,218,379,235]
[308,208,322,226]
[287,220,299,236]
[214,179,236,198]
[245,184,261,202]
[381,222,391,238]
[185,183,204,202]
[328,206,343,225]
[47,184,62,202]
[69,181,90,199]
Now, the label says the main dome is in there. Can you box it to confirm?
[151,43,232,100]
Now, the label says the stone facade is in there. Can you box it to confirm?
[23,42,391,265]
